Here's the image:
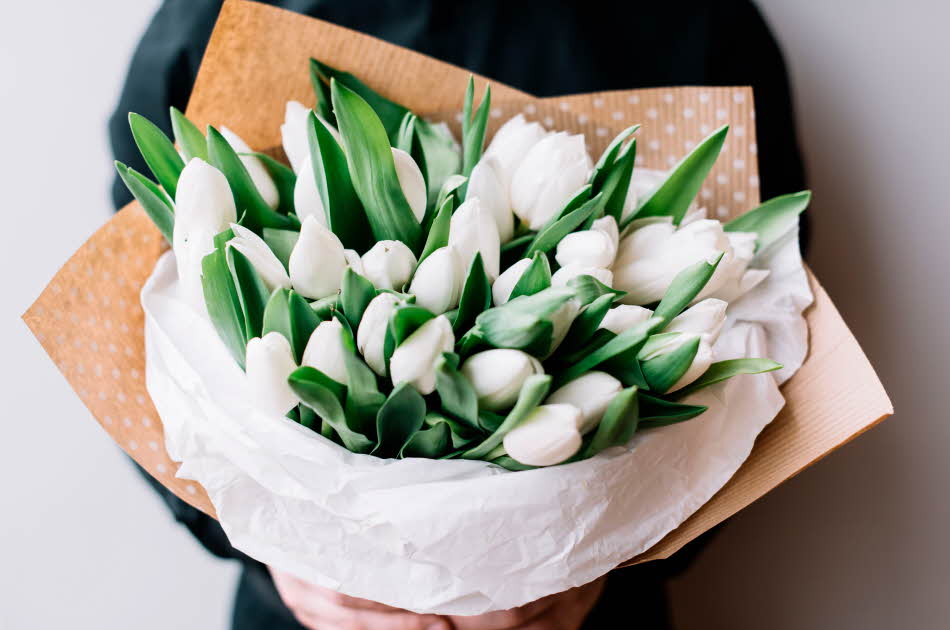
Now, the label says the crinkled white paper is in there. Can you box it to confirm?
[141,224,811,615]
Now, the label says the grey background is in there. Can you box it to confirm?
[2,1,947,628]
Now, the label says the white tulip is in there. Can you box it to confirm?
[449,197,501,280]
[409,246,465,314]
[547,371,623,434]
[343,249,364,275]
[246,332,299,417]
[173,158,237,309]
[666,298,727,344]
[361,240,417,290]
[599,305,654,335]
[281,101,342,174]
[621,168,685,222]
[301,319,349,385]
[707,231,770,303]
[554,215,619,269]
[391,147,427,223]
[503,404,583,466]
[227,223,291,292]
[551,265,613,288]
[614,218,758,305]
[390,315,454,395]
[460,349,544,412]
[467,154,514,242]
[220,126,279,210]
[357,293,400,376]
[510,132,592,230]
[289,215,348,299]
[293,154,327,227]
[485,114,548,194]
[640,332,715,393]
[491,258,532,306]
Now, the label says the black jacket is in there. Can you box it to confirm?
[111,2,806,628]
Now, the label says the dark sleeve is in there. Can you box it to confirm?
[109,0,222,209]
[111,0,251,565]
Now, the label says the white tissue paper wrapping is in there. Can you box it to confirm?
[141,218,812,615]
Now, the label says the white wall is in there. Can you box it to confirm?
[1,3,238,629]
[3,1,946,629]
[669,1,950,628]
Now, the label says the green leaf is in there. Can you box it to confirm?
[114,162,174,243]
[262,228,299,270]
[340,268,377,332]
[557,317,665,385]
[383,304,435,368]
[653,253,723,323]
[311,58,408,143]
[490,456,537,472]
[638,392,707,428]
[396,112,417,154]
[128,113,185,198]
[169,107,207,162]
[601,139,637,222]
[627,125,729,226]
[473,287,575,355]
[640,335,700,394]
[453,253,491,335]
[434,353,480,430]
[460,78,491,197]
[671,358,783,400]
[462,374,551,459]
[602,343,650,389]
[289,368,374,452]
[288,366,345,402]
[525,193,604,257]
[590,124,640,192]
[725,191,812,252]
[554,293,614,357]
[375,383,427,458]
[310,294,341,320]
[582,386,639,458]
[534,185,593,235]
[306,112,373,251]
[508,252,551,301]
[331,80,422,250]
[418,196,453,264]
[308,59,335,124]
[262,289,320,363]
[227,246,271,341]
[414,121,462,211]
[567,274,625,307]
[335,315,386,437]
[243,152,296,215]
[206,126,295,232]
[200,231,246,369]
[401,421,451,458]
[435,174,467,214]
[425,412,481,449]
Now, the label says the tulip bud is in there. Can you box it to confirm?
[598,305,654,335]
[503,404,583,466]
[670,337,714,393]
[449,197,501,280]
[220,126,279,210]
[547,371,623,434]
[551,265,613,288]
[485,114,548,194]
[390,315,455,395]
[227,223,291,292]
[361,240,417,290]
[280,101,341,175]
[293,154,327,227]
[467,154,515,242]
[357,293,401,376]
[246,332,299,416]
[391,147,427,223]
[301,319,349,385]
[460,349,544,412]
[666,298,727,344]
[491,258,532,306]
[409,246,465,314]
[510,132,592,230]
[639,332,715,393]
[554,216,619,269]
[173,158,237,309]
[703,231,770,303]
[343,249,364,275]
[289,215,348,299]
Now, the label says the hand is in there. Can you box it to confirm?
[448,577,606,630]
[269,567,452,630]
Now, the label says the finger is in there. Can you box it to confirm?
[448,597,557,630]
[317,586,409,613]
[306,593,452,630]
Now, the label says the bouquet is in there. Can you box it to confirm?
[24,0,891,615]
[119,66,803,469]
